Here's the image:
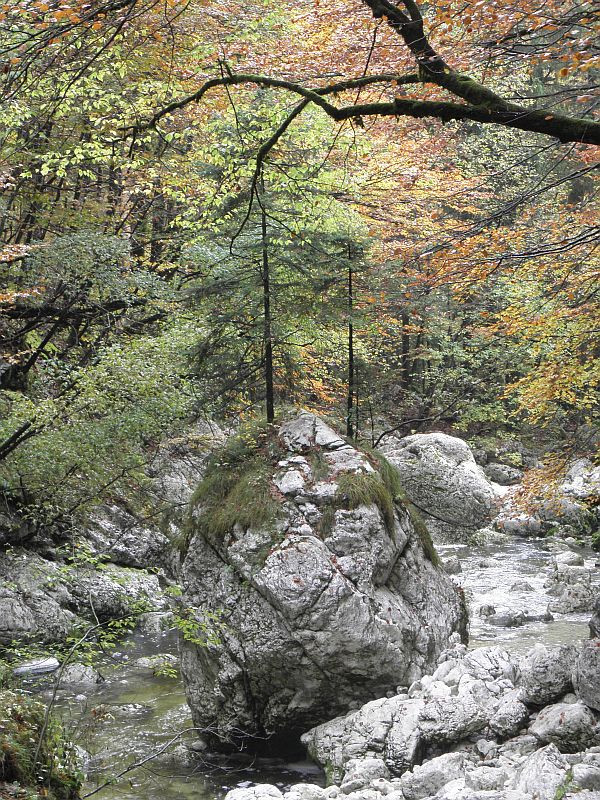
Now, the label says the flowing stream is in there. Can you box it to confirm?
[47,536,596,800]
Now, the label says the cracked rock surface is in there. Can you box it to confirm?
[179,413,465,750]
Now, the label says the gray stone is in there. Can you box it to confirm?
[562,459,600,502]
[549,583,596,614]
[590,599,600,639]
[518,644,577,706]
[495,512,542,538]
[509,581,534,592]
[340,758,390,793]
[13,656,60,676]
[85,504,172,571]
[380,432,495,542]
[555,551,585,567]
[135,653,178,671]
[573,764,600,791]
[58,663,101,686]
[487,611,525,628]
[484,463,523,486]
[274,469,306,495]
[497,733,539,761]
[68,564,165,621]
[511,743,571,800]
[181,415,465,751]
[573,639,600,712]
[0,548,165,647]
[539,495,595,535]
[147,420,225,508]
[284,784,326,800]
[400,752,466,800]
[0,557,80,645]
[303,685,490,780]
[489,691,529,738]
[443,556,462,575]
[464,766,507,791]
[279,413,346,452]
[530,702,599,752]
[224,786,283,800]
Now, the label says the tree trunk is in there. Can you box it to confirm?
[346,256,355,438]
[260,172,275,423]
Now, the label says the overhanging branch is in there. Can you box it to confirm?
[136,71,600,145]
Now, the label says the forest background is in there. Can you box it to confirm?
[0,0,598,527]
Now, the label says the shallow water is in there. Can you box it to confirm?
[439,537,597,651]
[50,536,597,800]
[51,630,322,800]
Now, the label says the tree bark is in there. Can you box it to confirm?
[260,171,275,423]
[347,255,355,438]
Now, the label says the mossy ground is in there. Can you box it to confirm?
[0,690,81,800]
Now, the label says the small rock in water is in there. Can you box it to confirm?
[13,657,60,676]
[555,551,585,567]
[135,653,178,670]
[443,556,462,575]
[523,608,554,624]
[59,663,102,686]
[478,604,496,618]
[477,557,499,568]
[510,580,534,592]
[488,610,525,628]
[549,583,596,614]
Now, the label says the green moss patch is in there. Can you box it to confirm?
[340,446,441,567]
[335,472,397,532]
[0,690,82,799]
[183,418,285,550]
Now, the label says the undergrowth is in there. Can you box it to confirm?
[0,689,82,799]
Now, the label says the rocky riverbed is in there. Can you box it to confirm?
[27,532,595,800]
[2,419,598,800]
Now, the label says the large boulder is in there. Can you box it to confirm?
[517,644,578,706]
[0,549,164,645]
[529,702,600,752]
[179,413,466,751]
[85,421,225,574]
[380,433,495,541]
[590,597,600,638]
[85,504,173,572]
[573,640,600,712]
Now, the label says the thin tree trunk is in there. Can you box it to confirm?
[260,172,275,423]
[401,309,411,390]
[346,255,355,438]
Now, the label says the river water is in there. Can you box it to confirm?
[50,536,596,800]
